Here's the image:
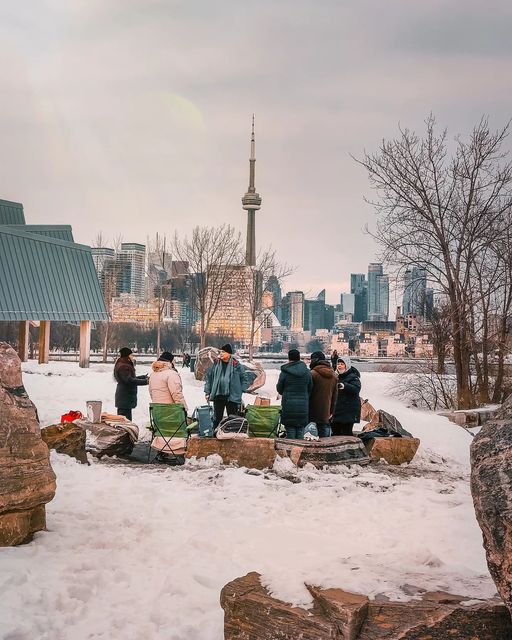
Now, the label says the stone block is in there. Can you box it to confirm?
[221,572,512,639]
[186,437,276,469]
[41,423,88,464]
[275,436,370,468]
[0,342,56,546]
[364,437,420,465]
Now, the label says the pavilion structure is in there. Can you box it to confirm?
[0,198,108,367]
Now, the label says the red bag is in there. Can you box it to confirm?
[61,410,83,424]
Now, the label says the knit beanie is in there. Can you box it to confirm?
[119,347,133,358]
[158,352,174,363]
[220,344,233,355]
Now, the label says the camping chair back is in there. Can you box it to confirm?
[245,404,281,438]
[150,403,188,438]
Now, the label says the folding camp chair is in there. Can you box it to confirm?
[245,404,281,438]
[148,403,189,463]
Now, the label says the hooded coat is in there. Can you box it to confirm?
[309,360,338,424]
[332,358,361,424]
[276,360,313,428]
[114,357,148,409]
[149,361,188,410]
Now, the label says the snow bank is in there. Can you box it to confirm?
[0,361,493,640]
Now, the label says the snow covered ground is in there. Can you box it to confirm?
[0,361,495,640]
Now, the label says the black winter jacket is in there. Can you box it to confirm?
[276,361,312,428]
[114,357,148,409]
[332,366,361,424]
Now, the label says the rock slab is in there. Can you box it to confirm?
[41,423,88,464]
[186,437,277,469]
[221,572,512,639]
[471,396,512,615]
[275,436,370,468]
[364,437,420,465]
[0,342,56,545]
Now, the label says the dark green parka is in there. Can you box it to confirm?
[276,361,313,428]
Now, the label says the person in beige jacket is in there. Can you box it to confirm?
[149,352,188,411]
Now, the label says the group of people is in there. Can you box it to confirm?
[113,344,361,439]
[277,349,361,439]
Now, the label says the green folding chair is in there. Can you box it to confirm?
[245,405,281,438]
[148,403,188,463]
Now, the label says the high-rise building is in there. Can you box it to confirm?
[207,265,256,344]
[402,266,427,317]
[350,273,368,322]
[283,291,304,331]
[118,243,146,298]
[304,289,327,334]
[241,116,262,267]
[367,263,389,321]
[264,275,282,322]
[340,293,355,315]
[91,247,117,308]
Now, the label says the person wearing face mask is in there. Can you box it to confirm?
[331,355,361,436]
[114,347,149,421]
[204,344,249,428]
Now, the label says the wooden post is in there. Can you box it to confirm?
[38,321,50,364]
[18,321,30,362]
[79,320,91,368]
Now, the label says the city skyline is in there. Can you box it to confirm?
[2,2,511,304]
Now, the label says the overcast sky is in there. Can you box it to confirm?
[1,0,512,304]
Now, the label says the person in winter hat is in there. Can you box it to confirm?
[330,349,339,370]
[114,347,149,421]
[276,349,312,439]
[204,344,249,428]
[308,350,337,438]
[331,356,361,436]
[149,352,188,411]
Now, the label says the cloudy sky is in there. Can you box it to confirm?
[1,0,511,304]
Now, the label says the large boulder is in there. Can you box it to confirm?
[41,423,88,464]
[471,396,512,614]
[221,572,512,639]
[0,342,56,546]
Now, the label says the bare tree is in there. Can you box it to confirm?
[241,247,294,359]
[356,116,512,408]
[172,225,243,349]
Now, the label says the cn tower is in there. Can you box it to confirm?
[241,115,262,266]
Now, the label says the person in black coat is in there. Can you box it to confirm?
[114,347,149,421]
[330,349,339,370]
[331,355,361,436]
[276,349,312,439]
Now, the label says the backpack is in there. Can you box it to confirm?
[193,405,214,437]
[215,415,249,439]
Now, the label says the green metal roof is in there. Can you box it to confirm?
[3,225,74,242]
[0,226,108,321]
[0,199,25,225]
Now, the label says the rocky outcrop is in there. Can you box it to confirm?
[275,436,370,468]
[0,342,56,545]
[364,437,420,465]
[221,572,512,639]
[471,396,512,614]
[41,423,88,464]
[186,437,276,469]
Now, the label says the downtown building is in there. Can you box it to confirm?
[367,263,389,321]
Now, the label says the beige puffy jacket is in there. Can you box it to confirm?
[148,361,188,411]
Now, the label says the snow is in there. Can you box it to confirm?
[0,361,495,640]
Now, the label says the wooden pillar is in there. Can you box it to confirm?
[38,321,50,364]
[18,321,30,362]
[79,320,91,368]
